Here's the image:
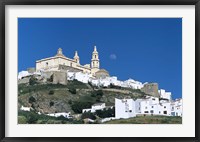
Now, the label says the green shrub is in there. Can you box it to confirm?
[29,96,36,103]
[68,100,72,105]
[49,101,54,107]
[81,112,96,120]
[71,101,93,113]
[18,116,27,124]
[27,112,38,124]
[48,90,54,95]
[29,76,37,86]
[95,107,115,118]
[91,90,104,102]
[69,88,76,94]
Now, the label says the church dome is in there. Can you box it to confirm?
[95,69,110,79]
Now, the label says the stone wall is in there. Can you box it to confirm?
[141,83,159,97]
[52,71,68,85]
[42,71,68,85]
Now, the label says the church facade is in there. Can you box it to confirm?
[36,46,100,76]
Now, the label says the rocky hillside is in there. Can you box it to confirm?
[18,79,148,114]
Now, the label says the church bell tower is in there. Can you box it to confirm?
[74,51,80,64]
[91,46,100,75]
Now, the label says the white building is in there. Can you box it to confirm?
[171,98,182,117]
[67,71,92,83]
[20,106,31,111]
[158,89,172,100]
[135,96,172,116]
[82,103,106,113]
[115,98,136,119]
[47,112,72,118]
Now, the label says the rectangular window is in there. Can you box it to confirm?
[144,111,149,113]
[151,106,154,108]
[163,111,167,114]
[150,110,154,113]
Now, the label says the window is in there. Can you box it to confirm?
[150,110,154,114]
[163,111,167,114]
[95,55,96,58]
[139,107,140,110]
[46,62,48,66]
[152,98,155,100]
[144,111,149,113]
[129,110,132,112]
[145,106,147,109]
[159,111,161,114]
[164,106,166,108]
[151,106,154,108]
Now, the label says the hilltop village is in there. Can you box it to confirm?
[18,47,182,124]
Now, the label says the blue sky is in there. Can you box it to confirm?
[18,18,182,99]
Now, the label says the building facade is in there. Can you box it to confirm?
[36,46,100,76]
[115,98,136,119]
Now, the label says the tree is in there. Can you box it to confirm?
[91,90,104,102]
[68,100,72,105]
[48,90,54,95]
[69,88,76,94]
[27,112,38,124]
[95,107,115,118]
[81,112,96,120]
[29,76,37,85]
[71,101,92,113]
[29,96,36,103]
[49,101,54,107]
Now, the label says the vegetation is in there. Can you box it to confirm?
[66,79,88,89]
[18,78,182,124]
[49,101,54,107]
[105,115,182,124]
[29,76,38,86]
[69,88,76,94]
[18,83,67,96]
[95,107,115,118]
[48,90,54,95]
[71,101,93,113]
[91,89,104,102]
[28,96,36,103]
[81,112,96,120]
[18,110,84,124]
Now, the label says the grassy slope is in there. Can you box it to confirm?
[18,80,148,114]
[105,115,182,124]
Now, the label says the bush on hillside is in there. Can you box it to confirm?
[29,96,36,103]
[29,76,37,86]
[48,90,54,95]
